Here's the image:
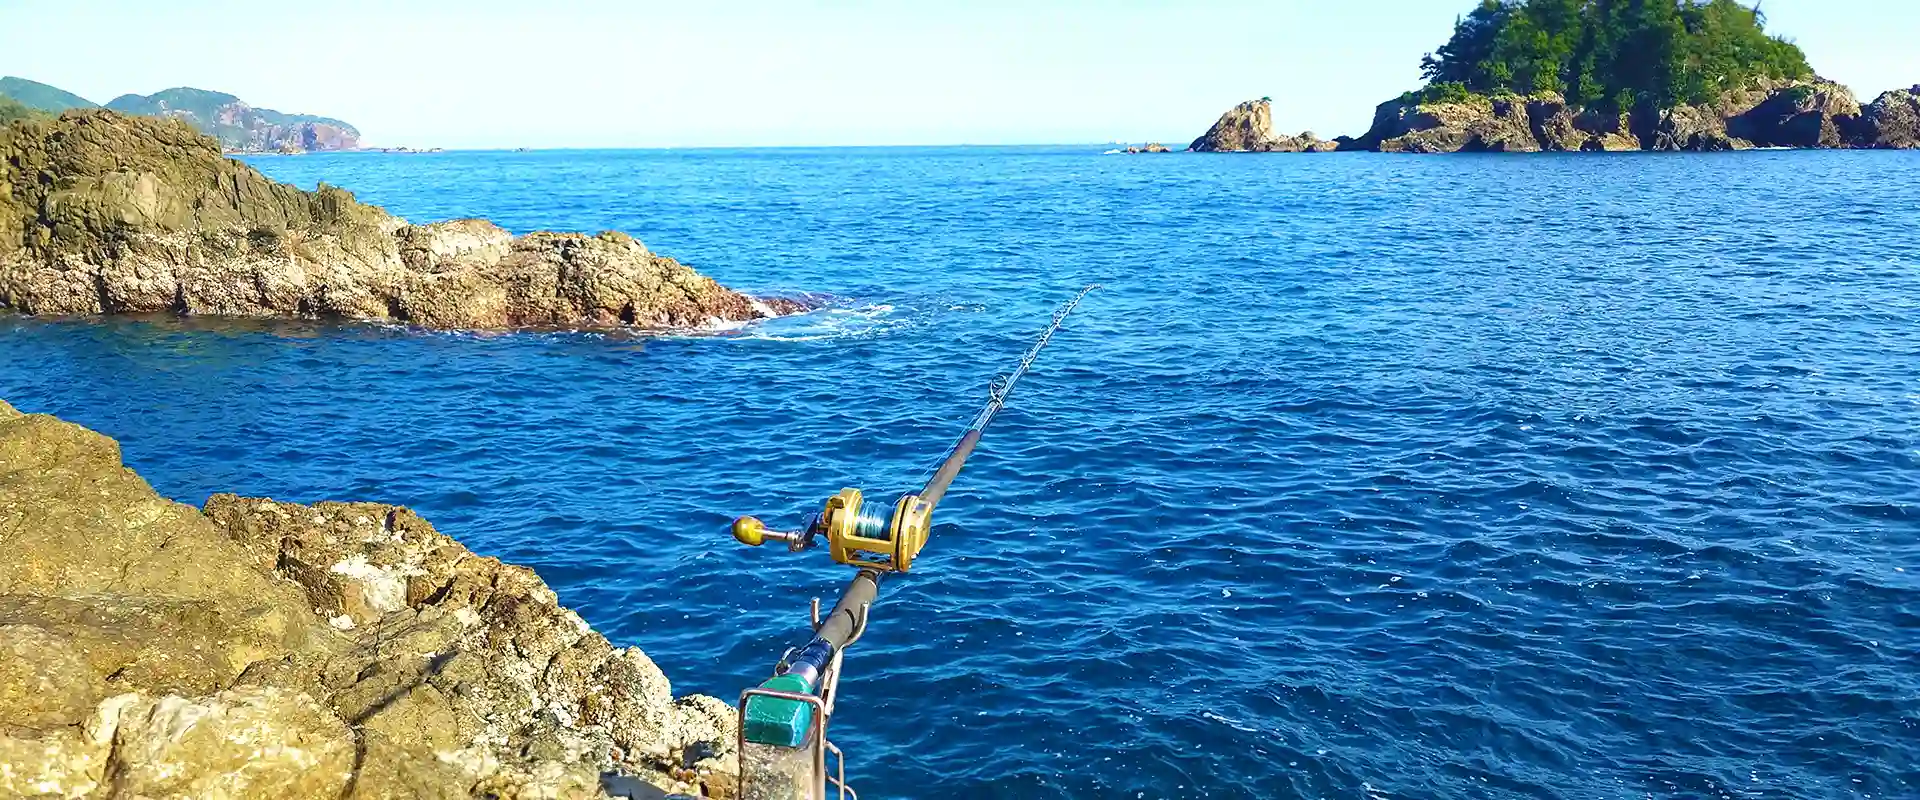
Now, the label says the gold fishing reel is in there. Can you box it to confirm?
[732,488,933,572]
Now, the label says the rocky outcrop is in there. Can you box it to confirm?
[1645,102,1749,151]
[1643,77,1858,151]
[0,110,799,330]
[0,399,737,799]
[1188,99,1334,153]
[1852,85,1920,149]
[1525,98,1640,152]
[1350,92,1644,153]
[1346,94,1542,153]
[1336,78,1912,153]
[1726,80,1861,148]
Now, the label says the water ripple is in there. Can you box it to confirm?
[3,146,1918,799]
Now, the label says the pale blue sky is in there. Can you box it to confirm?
[3,0,1916,148]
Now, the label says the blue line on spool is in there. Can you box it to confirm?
[853,501,893,541]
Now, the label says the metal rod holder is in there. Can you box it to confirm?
[738,599,866,800]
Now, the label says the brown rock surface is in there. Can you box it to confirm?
[1647,101,1753,151]
[1338,78,1903,153]
[1853,85,1920,149]
[1526,98,1639,152]
[0,399,737,799]
[0,110,801,330]
[1643,77,1844,151]
[1728,80,1861,148]
[1350,94,1540,153]
[1188,99,1333,153]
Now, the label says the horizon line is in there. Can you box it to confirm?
[239,141,1202,154]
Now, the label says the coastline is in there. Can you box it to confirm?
[1185,82,1920,154]
[0,110,805,331]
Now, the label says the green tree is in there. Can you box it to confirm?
[1421,1,1511,88]
[1414,0,1810,109]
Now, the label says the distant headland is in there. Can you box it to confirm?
[1188,0,1919,153]
[0,76,362,154]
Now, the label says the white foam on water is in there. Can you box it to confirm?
[694,315,754,333]
[724,302,910,342]
[1201,710,1259,733]
[645,299,913,343]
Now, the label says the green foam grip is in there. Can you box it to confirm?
[743,674,815,747]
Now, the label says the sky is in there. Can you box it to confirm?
[3,0,1917,149]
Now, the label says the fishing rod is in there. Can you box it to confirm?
[726,285,1098,800]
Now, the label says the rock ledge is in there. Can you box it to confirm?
[0,399,736,799]
[0,110,802,330]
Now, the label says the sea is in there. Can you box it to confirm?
[2,146,1916,800]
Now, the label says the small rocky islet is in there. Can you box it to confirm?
[1187,0,1918,153]
[1189,80,1920,154]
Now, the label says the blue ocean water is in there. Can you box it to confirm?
[4,146,1918,799]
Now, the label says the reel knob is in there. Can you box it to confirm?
[732,516,769,547]
[733,515,817,552]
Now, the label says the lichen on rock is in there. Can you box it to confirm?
[0,110,802,330]
[0,399,738,799]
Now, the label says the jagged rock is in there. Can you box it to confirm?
[101,688,357,799]
[1852,85,1920,149]
[1188,99,1333,153]
[0,399,738,799]
[1189,99,1271,151]
[1729,80,1861,147]
[0,110,801,330]
[0,405,320,701]
[1341,78,1900,153]
[1643,78,1860,151]
[1648,102,1752,151]
[205,493,715,791]
[1351,95,1539,153]
[1526,98,1639,152]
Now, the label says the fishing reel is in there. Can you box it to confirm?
[732,488,932,573]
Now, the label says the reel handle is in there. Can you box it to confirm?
[730,488,931,572]
[732,516,814,551]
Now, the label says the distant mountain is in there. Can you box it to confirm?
[0,76,99,112]
[1,77,363,153]
[104,87,361,153]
